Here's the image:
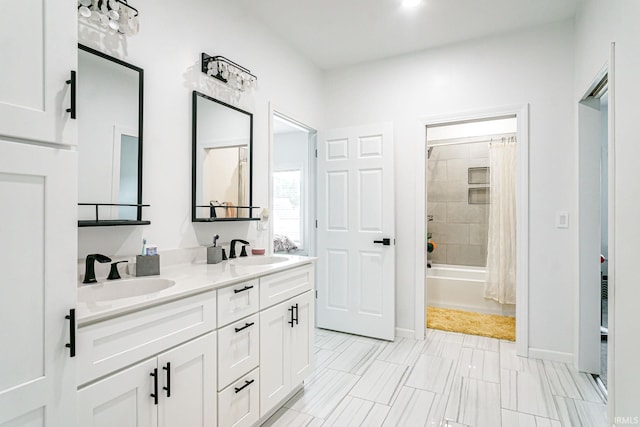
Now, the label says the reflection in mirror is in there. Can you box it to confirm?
[77,44,146,226]
[192,91,255,221]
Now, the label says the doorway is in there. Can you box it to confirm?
[270,112,316,256]
[415,106,529,355]
[577,70,609,390]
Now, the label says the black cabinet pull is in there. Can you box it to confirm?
[234,379,254,393]
[235,322,255,333]
[233,285,254,294]
[66,70,76,119]
[294,303,299,325]
[288,305,295,328]
[162,363,171,398]
[373,238,391,246]
[65,308,76,357]
[150,368,159,405]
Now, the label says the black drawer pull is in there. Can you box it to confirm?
[150,368,159,405]
[163,362,171,398]
[235,322,255,333]
[233,285,254,294]
[294,303,299,325]
[65,308,76,357]
[234,379,255,393]
[66,70,76,119]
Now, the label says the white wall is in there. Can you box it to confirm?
[77,0,323,256]
[323,21,577,356]
[575,0,640,419]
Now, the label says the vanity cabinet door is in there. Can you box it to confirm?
[259,302,292,417]
[158,332,217,427]
[290,291,315,387]
[0,141,77,425]
[77,358,157,427]
[0,0,76,146]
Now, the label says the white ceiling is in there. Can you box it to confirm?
[236,0,582,70]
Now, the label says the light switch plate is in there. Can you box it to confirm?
[557,211,569,229]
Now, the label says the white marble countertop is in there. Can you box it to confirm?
[76,254,316,326]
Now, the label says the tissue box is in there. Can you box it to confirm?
[136,255,160,277]
[207,246,223,264]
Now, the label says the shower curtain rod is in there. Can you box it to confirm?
[427,132,516,148]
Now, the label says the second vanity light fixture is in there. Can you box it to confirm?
[201,53,258,92]
[77,0,140,35]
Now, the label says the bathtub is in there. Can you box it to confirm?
[427,264,515,316]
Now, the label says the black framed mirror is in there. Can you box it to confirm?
[192,91,257,222]
[77,44,147,227]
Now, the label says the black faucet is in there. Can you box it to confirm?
[107,260,129,280]
[229,239,250,259]
[83,254,112,283]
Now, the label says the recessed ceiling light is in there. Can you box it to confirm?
[402,0,421,8]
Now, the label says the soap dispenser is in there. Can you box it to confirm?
[207,234,223,264]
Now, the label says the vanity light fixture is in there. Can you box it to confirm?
[77,0,140,36]
[201,53,258,92]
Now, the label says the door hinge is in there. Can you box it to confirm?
[315,290,318,299]
[315,220,318,228]
[315,149,318,158]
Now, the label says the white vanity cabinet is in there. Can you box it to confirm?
[78,332,217,427]
[259,266,315,418]
[75,261,316,427]
[76,291,218,427]
[0,0,76,146]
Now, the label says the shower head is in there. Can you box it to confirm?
[427,146,434,159]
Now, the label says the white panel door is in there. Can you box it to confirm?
[77,358,157,427]
[317,123,395,340]
[158,332,217,427]
[0,0,76,145]
[259,303,291,417]
[290,291,314,387]
[0,141,77,425]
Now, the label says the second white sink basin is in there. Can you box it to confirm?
[78,278,176,302]
[230,256,288,266]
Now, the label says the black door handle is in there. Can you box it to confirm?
[150,368,159,405]
[373,238,391,246]
[163,363,171,398]
[66,70,76,119]
[65,309,76,357]
[288,305,295,328]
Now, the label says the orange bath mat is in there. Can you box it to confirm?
[427,306,515,341]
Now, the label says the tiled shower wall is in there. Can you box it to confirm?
[427,142,490,267]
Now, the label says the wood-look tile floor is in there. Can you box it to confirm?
[262,328,608,427]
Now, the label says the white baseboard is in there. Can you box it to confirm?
[395,327,414,339]
[528,347,573,364]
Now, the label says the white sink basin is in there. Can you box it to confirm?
[78,278,176,302]
[230,256,288,266]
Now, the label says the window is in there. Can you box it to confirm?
[273,169,303,247]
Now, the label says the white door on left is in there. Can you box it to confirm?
[0,141,77,425]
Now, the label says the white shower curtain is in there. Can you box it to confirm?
[484,138,517,304]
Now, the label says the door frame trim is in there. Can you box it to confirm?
[414,104,530,357]
[267,103,318,257]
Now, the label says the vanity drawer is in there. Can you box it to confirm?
[217,279,259,327]
[259,264,314,309]
[217,314,259,390]
[218,368,260,427]
[77,291,216,386]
